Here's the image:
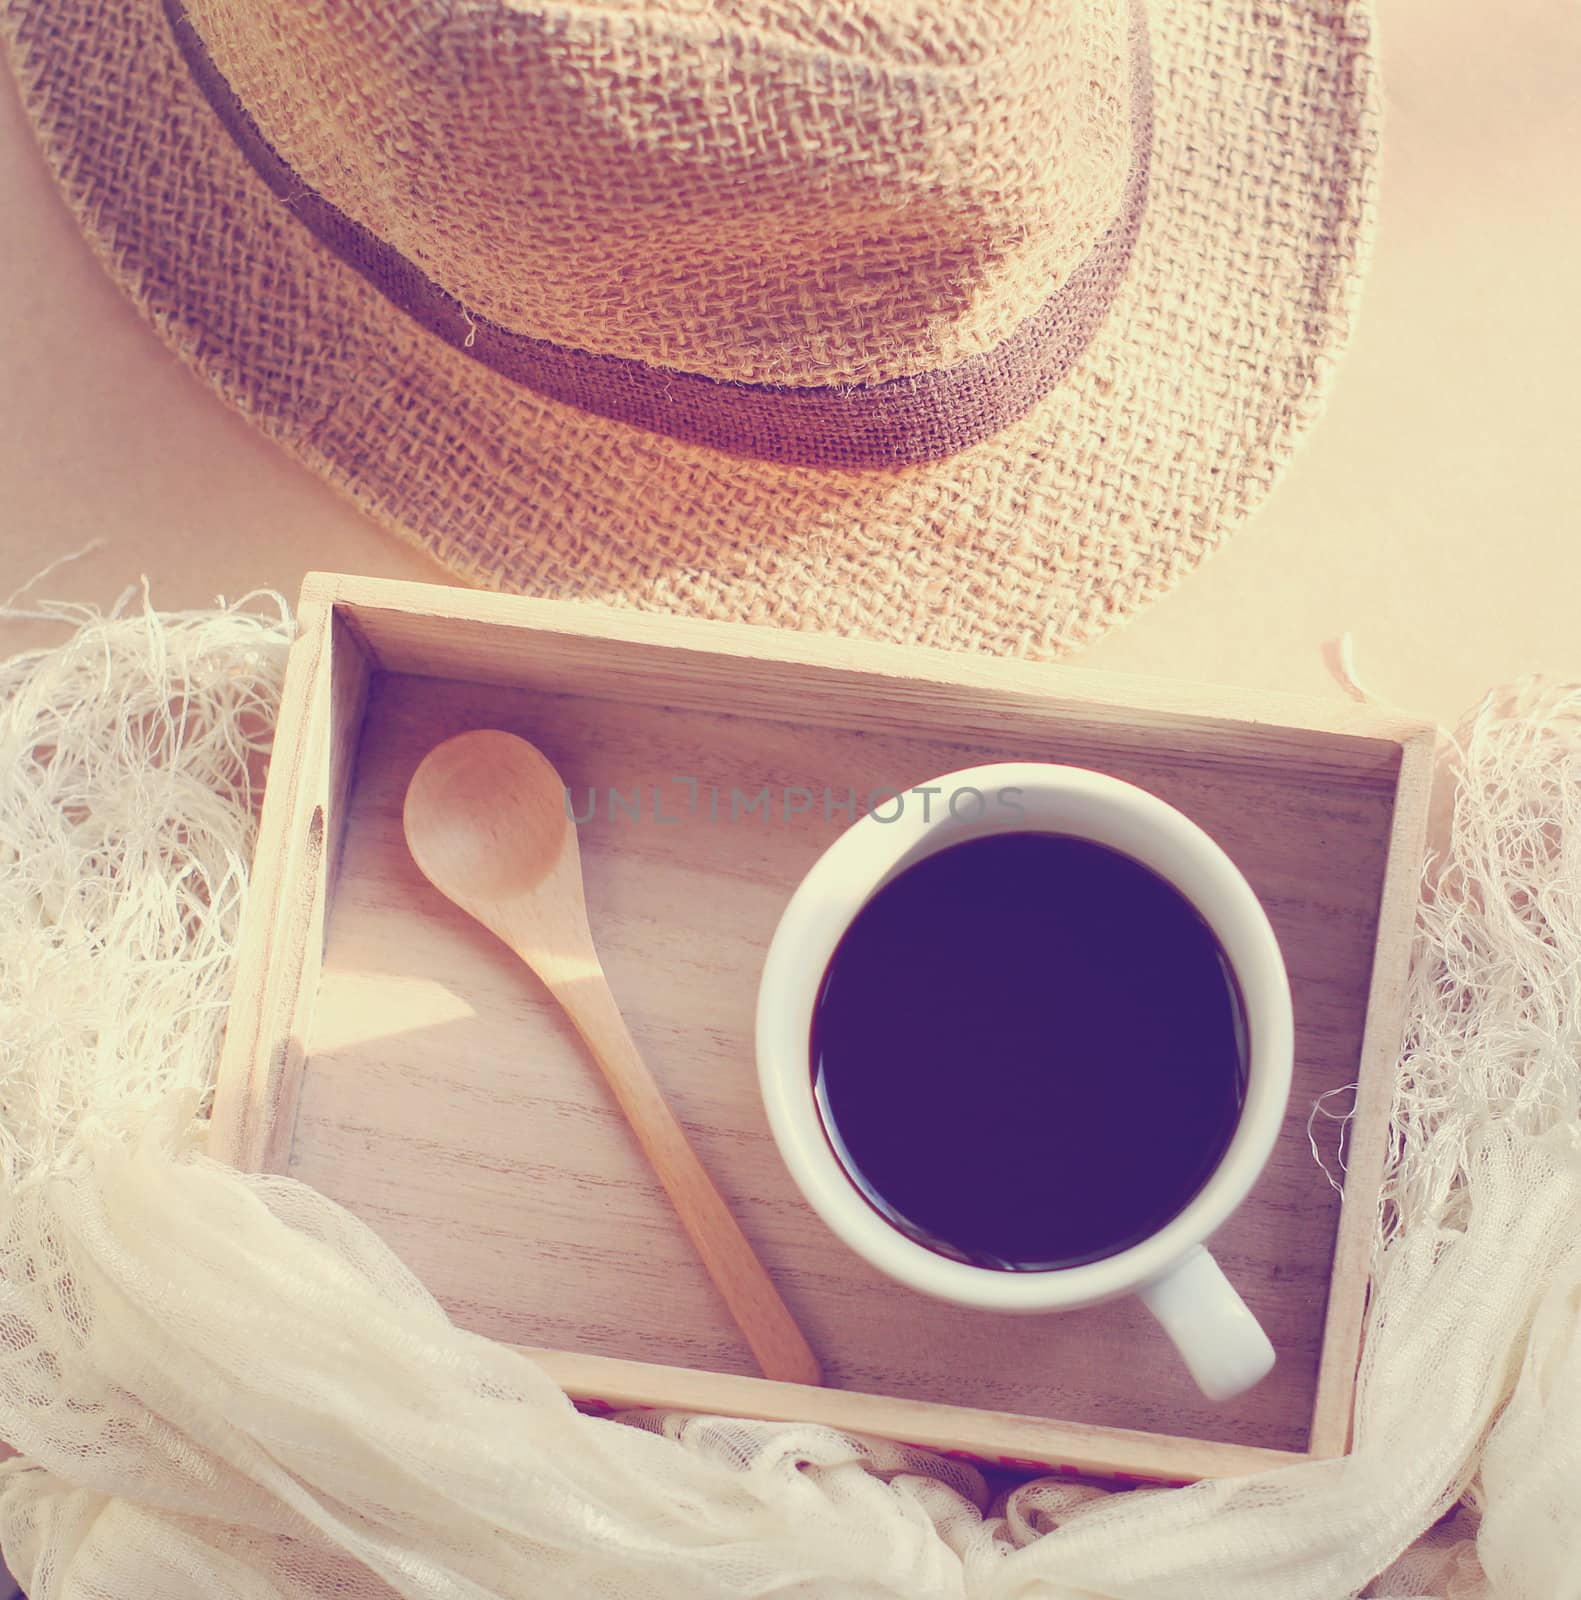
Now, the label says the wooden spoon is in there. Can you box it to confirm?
[403,729,822,1388]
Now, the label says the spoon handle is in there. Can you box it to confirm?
[552,969,823,1388]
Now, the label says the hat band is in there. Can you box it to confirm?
[162,1,1151,470]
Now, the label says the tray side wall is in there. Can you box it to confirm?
[1305,729,1436,1455]
[311,573,1423,769]
[211,605,372,1172]
[521,1346,1308,1484]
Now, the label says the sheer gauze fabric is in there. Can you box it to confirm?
[1,595,1577,1598]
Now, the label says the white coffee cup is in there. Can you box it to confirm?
[755,763,1292,1401]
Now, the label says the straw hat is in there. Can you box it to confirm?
[2,1,1376,656]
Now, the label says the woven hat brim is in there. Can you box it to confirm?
[2,0,1377,658]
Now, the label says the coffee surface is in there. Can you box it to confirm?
[811,832,1248,1270]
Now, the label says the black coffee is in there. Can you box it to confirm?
[810,832,1248,1271]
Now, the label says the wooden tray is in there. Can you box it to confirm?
[213,573,1433,1484]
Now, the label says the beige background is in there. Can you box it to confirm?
[0,3,1576,1590]
[3,0,1580,728]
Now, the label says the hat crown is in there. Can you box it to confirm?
[188,0,1137,387]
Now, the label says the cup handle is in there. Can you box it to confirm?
[1138,1246,1275,1401]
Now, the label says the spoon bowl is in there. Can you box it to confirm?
[405,730,569,894]
[405,730,590,969]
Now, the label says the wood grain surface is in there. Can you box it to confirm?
[285,668,1402,1453]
